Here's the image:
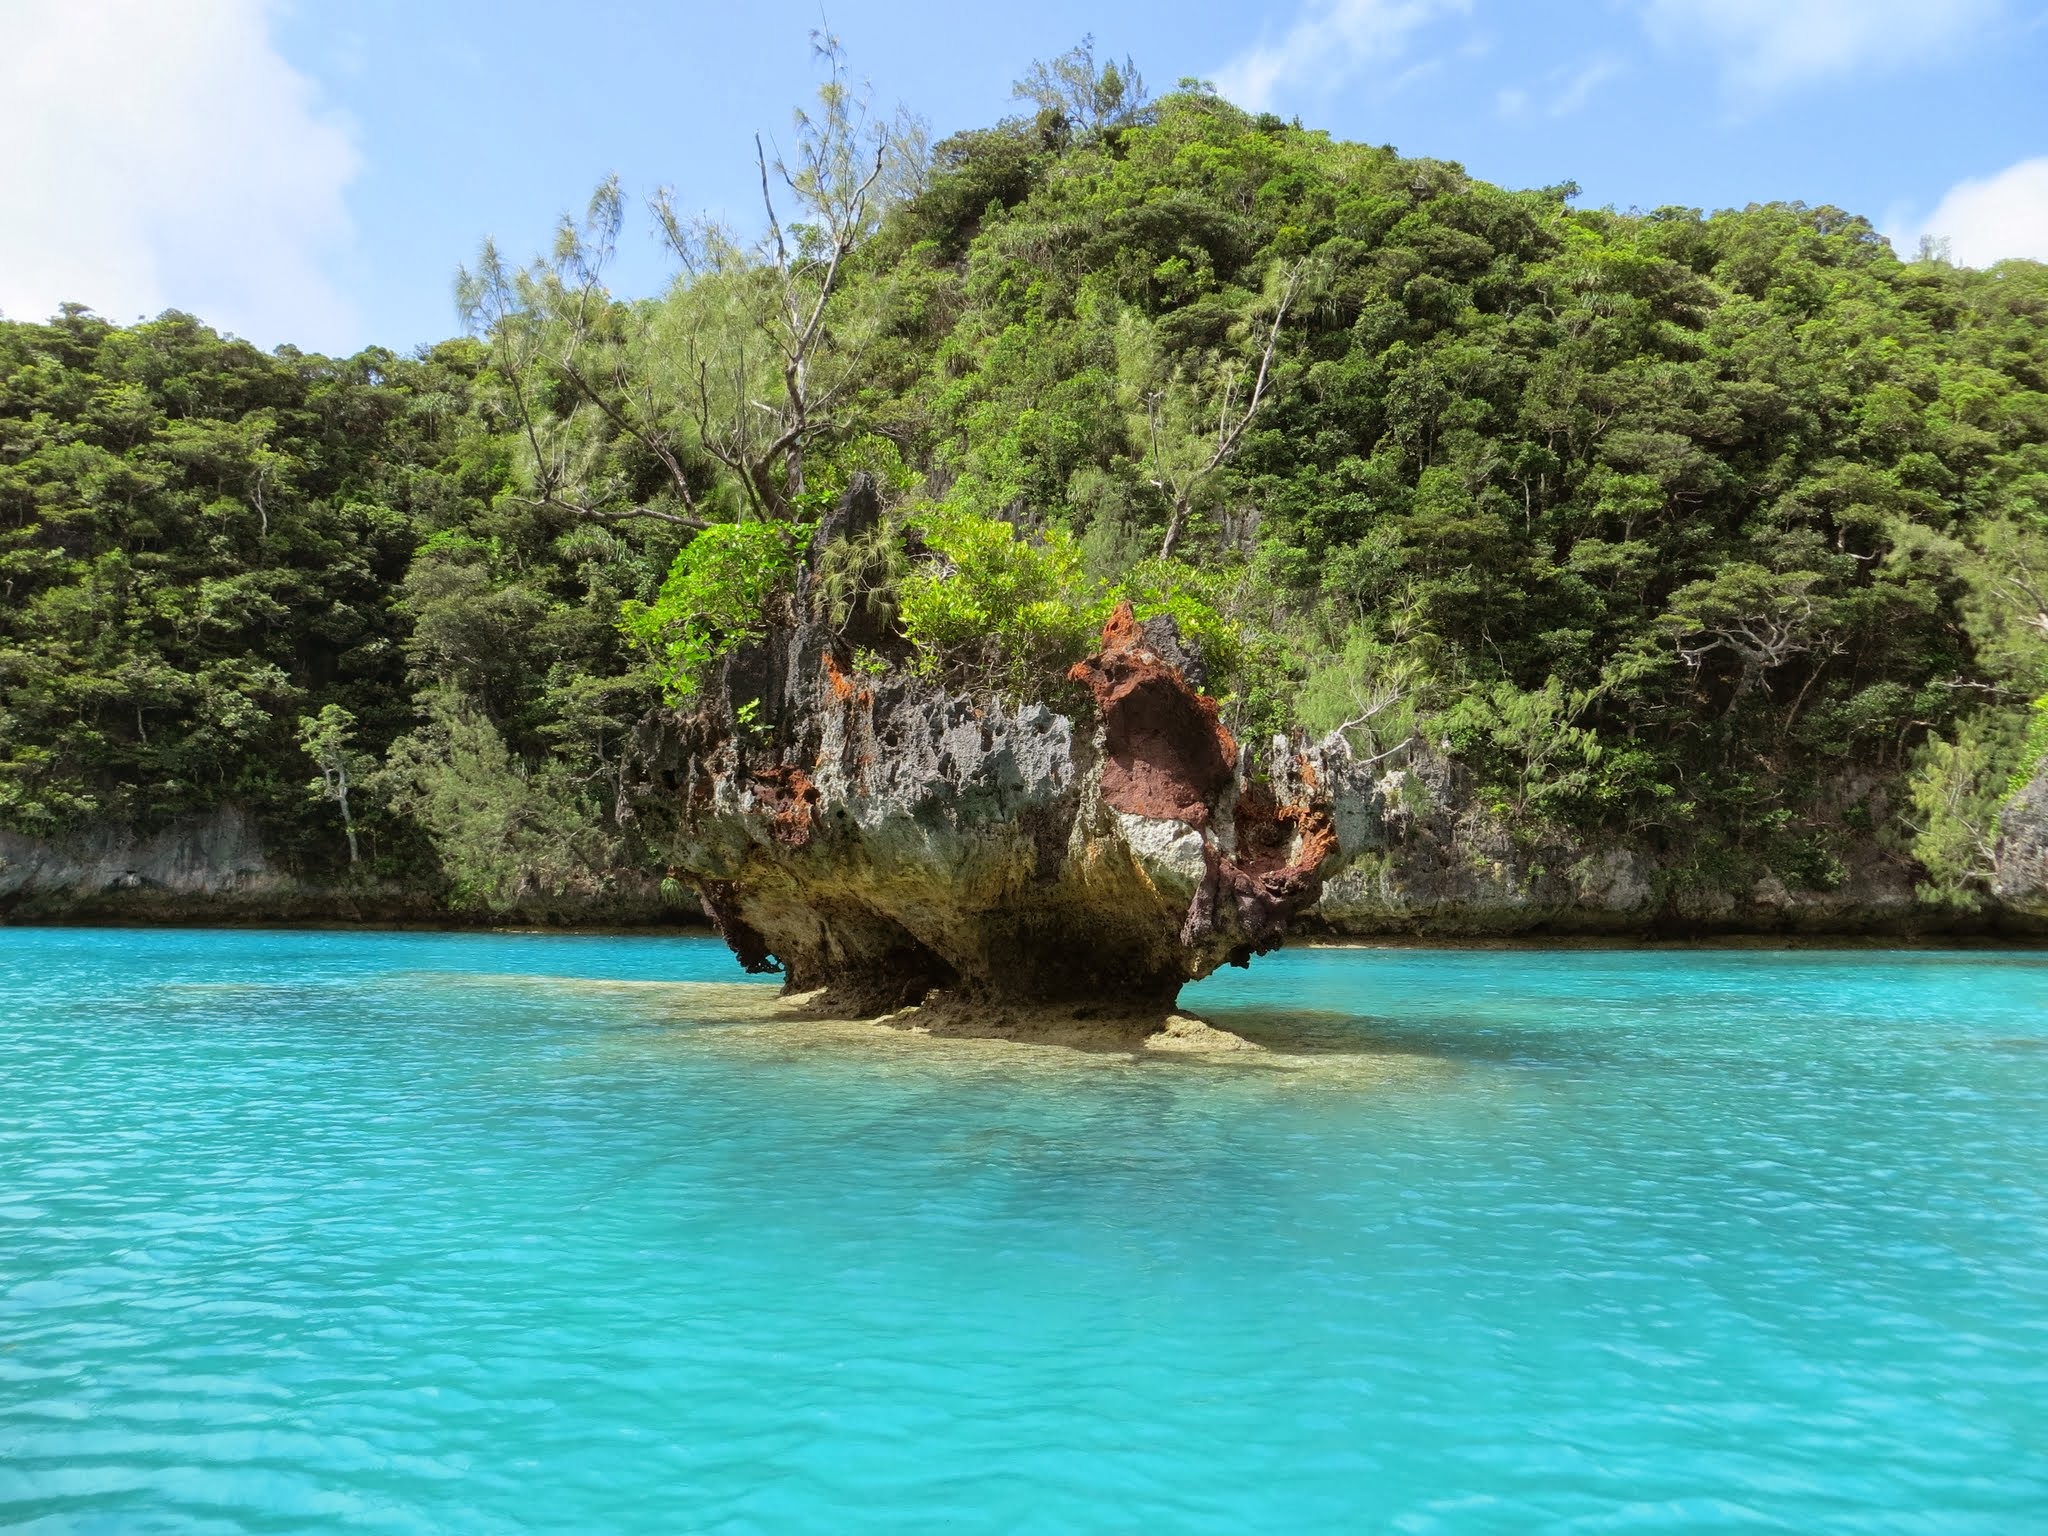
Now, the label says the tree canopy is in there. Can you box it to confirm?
[4,46,2046,910]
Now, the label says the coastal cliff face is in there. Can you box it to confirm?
[8,730,2044,943]
[634,601,1341,1011]
[1993,759,2048,918]
[0,805,286,914]
[9,484,2045,948]
[1303,752,1960,937]
[0,803,678,926]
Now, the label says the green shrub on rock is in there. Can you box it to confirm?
[621,522,808,705]
[897,508,1103,695]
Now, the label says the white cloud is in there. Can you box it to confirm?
[1639,0,2003,93]
[1214,0,1472,112]
[1547,54,1624,116]
[1893,158,2048,268]
[1496,52,1623,121]
[0,0,360,350]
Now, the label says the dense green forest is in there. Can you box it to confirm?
[4,42,2046,911]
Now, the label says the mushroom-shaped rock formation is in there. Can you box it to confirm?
[633,488,1349,1017]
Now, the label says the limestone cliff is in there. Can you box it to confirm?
[1300,750,1966,937]
[634,598,1342,1011]
[0,803,680,926]
[0,805,286,913]
[1993,758,2048,918]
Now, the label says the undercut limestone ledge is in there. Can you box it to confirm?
[633,601,1341,1012]
[1305,748,2044,939]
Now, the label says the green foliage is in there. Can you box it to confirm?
[0,306,681,899]
[897,507,1104,693]
[1112,556,1287,735]
[2009,696,2048,796]
[381,688,619,910]
[1011,36,1152,138]
[812,505,911,639]
[1444,678,1604,823]
[620,521,806,703]
[7,63,2048,911]
[874,94,2048,852]
[297,703,368,866]
[1903,717,2020,907]
[0,312,502,853]
[1298,626,1429,762]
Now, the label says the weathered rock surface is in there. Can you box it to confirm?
[635,598,1343,1011]
[0,802,683,926]
[1993,757,2048,917]
[1299,749,1970,938]
[633,483,2046,975]
[630,474,2048,1001]
[0,805,288,914]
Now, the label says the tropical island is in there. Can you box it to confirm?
[8,19,2048,1530]
[4,42,2047,1011]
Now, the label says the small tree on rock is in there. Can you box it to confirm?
[1012,36,1151,136]
[298,704,366,866]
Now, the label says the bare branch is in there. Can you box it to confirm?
[1158,260,1306,560]
[756,134,790,281]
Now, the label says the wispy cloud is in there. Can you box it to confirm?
[1549,54,1625,116]
[1214,0,1473,112]
[1637,0,2004,94]
[1498,53,1627,119]
[0,0,360,350]
[1892,158,2048,268]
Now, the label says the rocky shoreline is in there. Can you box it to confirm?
[9,486,2048,958]
[7,760,2047,944]
[0,803,696,931]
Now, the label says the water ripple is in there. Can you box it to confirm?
[2,932,2045,1531]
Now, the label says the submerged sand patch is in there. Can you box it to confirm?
[400,970,1455,1086]
[793,987,1270,1058]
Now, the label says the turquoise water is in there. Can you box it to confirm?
[3,932,2046,1533]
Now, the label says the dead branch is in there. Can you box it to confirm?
[1157,260,1306,559]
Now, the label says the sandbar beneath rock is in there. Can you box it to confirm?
[434,972,1454,1086]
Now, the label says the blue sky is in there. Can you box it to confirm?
[3,0,2045,354]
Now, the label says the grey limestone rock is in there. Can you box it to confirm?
[1993,759,2048,915]
[634,590,1342,1010]
[0,804,282,904]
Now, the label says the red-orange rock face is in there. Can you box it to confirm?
[1069,603,1236,828]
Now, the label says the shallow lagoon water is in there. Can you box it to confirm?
[3,930,2046,1532]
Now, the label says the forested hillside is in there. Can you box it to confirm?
[4,43,2046,917]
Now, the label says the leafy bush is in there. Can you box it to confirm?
[897,508,1104,694]
[1298,625,1428,761]
[620,521,807,704]
[1113,558,1292,737]
[1443,678,1604,824]
[380,688,618,909]
[2009,695,2048,796]
[1903,708,2036,906]
[892,511,1281,714]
